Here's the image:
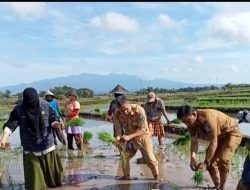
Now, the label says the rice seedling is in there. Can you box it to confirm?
[97,131,116,143]
[192,169,204,186]
[97,131,127,165]
[101,112,108,120]
[64,118,85,127]
[83,131,93,145]
[172,132,190,146]
[94,108,100,113]
[170,118,182,124]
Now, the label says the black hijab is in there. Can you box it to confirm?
[23,87,45,139]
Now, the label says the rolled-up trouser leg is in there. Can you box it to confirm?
[207,158,220,188]
[139,136,159,177]
[218,134,242,189]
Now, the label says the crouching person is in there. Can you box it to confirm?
[113,95,159,180]
[0,87,64,190]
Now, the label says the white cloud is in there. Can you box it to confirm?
[205,12,250,44]
[90,12,139,32]
[193,55,204,64]
[158,14,176,27]
[5,2,46,17]
[230,64,239,72]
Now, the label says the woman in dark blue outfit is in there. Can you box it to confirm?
[0,87,64,190]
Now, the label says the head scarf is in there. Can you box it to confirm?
[23,87,44,139]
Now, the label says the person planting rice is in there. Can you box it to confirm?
[113,95,159,180]
[0,87,64,190]
[107,84,129,137]
[144,91,171,148]
[177,104,243,190]
[65,90,83,150]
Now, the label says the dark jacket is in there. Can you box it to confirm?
[242,154,250,186]
[3,99,58,152]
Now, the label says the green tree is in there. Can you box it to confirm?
[5,90,11,98]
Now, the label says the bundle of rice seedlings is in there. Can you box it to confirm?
[97,131,116,143]
[83,131,93,144]
[97,131,127,165]
[192,169,205,186]
[64,118,85,127]
[170,118,182,124]
[172,132,190,146]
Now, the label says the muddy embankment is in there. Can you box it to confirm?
[79,112,250,147]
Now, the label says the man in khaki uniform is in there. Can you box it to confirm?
[177,105,242,190]
[114,95,159,180]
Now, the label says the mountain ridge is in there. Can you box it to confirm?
[0,73,212,94]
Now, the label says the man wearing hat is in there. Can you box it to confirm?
[144,91,171,147]
[65,90,83,150]
[113,95,159,180]
[107,84,129,137]
[44,90,61,118]
[45,90,66,145]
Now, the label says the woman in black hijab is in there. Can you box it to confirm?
[0,87,64,189]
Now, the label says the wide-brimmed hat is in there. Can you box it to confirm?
[147,91,156,102]
[66,90,78,98]
[110,84,129,95]
[44,90,55,98]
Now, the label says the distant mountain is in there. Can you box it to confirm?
[0,73,210,94]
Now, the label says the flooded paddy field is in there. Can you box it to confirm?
[0,118,246,190]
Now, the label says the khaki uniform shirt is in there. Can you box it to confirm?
[114,104,151,147]
[188,109,240,140]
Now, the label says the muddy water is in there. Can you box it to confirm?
[0,118,244,190]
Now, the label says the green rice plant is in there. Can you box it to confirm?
[170,118,182,124]
[97,131,116,143]
[101,112,108,120]
[83,131,93,145]
[97,131,127,165]
[242,143,250,158]
[94,108,100,113]
[64,118,85,127]
[172,132,190,146]
[192,169,204,186]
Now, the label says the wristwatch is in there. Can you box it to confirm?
[204,160,210,166]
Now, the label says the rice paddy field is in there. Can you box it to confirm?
[0,85,250,189]
[0,118,248,190]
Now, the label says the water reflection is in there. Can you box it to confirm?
[0,118,245,189]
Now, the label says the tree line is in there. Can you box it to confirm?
[1,83,250,99]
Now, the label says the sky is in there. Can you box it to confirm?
[1,2,250,87]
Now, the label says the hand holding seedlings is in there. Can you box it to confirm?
[190,157,197,171]
[196,162,208,172]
